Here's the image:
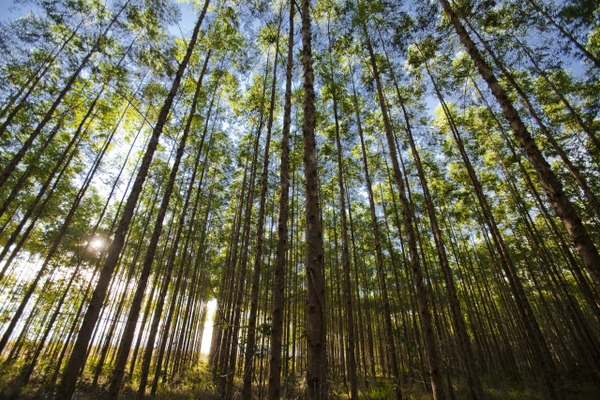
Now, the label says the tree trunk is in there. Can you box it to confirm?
[267,4,293,399]
[325,15,359,400]
[105,21,209,400]
[352,74,403,399]
[243,16,281,400]
[362,18,445,400]
[423,51,559,397]
[301,0,327,398]
[136,51,213,398]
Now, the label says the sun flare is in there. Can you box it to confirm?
[88,237,106,252]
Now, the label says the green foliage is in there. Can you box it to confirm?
[0,0,598,399]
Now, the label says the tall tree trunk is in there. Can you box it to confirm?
[267,3,294,398]
[397,86,483,400]
[243,15,281,400]
[326,14,358,399]
[331,71,358,400]
[362,17,446,400]
[301,0,327,398]
[351,74,403,400]
[135,49,212,400]
[376,31,484,397]
[221,60,269,400]
[423,52,559,398]
[106,32,210,400]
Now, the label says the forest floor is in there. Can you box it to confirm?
[3,363,600,399]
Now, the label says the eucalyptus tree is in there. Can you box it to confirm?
[138,55,230,400]
[105,15,220,400]
[1,0,599,398]
[0,86,131,360]
[436,0,600,297]
[266,1,293,398]
[410,35,562,397]
[301,0,327,398]
[314,1,358,397]
[206,29,279,393]
[351,75,403,396]
[355,1,446,398]
[242,8,282,399]
[56,1,210,398]
[377,27,485,397]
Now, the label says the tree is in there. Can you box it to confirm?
[301,0,327,398]
[267,2,294,399]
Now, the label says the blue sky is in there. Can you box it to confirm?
[0,0,30,22]
[0,0,198,36]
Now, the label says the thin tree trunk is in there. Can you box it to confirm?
[267,3,293,399]
[326,15,358,400]
[423,50,559,397]
[301,0,327,397]
[331,72,358,400]
[362,18,445,400]
[525,0,600,68]
[396,84,483,400]
[351,74,403,399]
[106,27,210,400]
[243,15,281,400]
[136,52,213,398]
[376,31,484,397]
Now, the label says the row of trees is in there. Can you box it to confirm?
[0,0,598,399]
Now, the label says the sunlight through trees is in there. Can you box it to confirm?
[0,0,598,399]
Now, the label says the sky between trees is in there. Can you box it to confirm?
[0,0,599,399]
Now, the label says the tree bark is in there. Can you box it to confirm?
[362,17,445,400]
[301,0,327,398]
[267,3,294,399]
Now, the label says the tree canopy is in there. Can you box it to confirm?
[0,0,599,399]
